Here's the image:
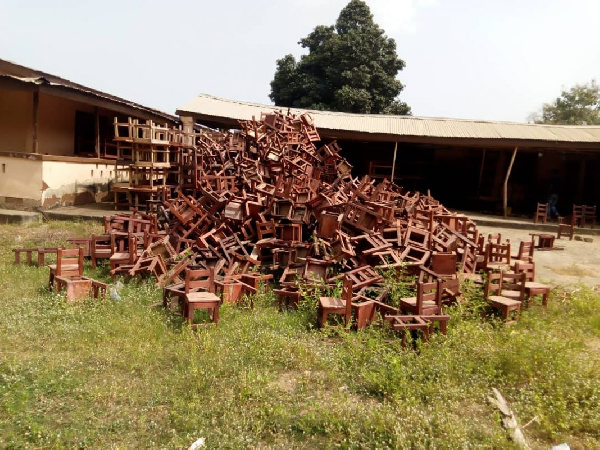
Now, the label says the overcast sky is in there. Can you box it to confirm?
[1,0,598,122]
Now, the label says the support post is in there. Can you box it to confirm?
[32,90,39,154]
[477,149,486,195]
[390,141,398,182]
[503,147,518,218]
[576,158,586,203]
[95,107,100,158]
[181,115,195,134]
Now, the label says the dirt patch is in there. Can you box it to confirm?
[547,264,596,278]
[269,372,298,393]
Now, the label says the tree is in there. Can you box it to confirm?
[533,80,600,125]
[269,0,411,115]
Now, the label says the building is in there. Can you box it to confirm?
[177,94,600,216]
[0,58,177,209]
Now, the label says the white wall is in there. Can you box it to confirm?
[0,155,43,201]
[41,159,114,207]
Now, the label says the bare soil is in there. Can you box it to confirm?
[477,224,600,290]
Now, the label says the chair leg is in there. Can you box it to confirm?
[318,307,325,328]
[186,303,194,325]
[501,306,509,321]
[542,292,549,308]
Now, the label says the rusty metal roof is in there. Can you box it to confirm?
[177,93,600,145]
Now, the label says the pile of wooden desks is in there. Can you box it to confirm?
[112,118,199,210]
[18,110,508,335]
[101,111,491,332]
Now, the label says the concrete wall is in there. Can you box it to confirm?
[0,155,43,207]
[41,159,114,208]
[0,89,97,157]
[39,93,95,156]
[0,89,33,153]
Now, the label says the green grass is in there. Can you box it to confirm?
[0,221,599,448]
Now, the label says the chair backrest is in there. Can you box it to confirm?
[501,272,526,301]
[404,226,430,249]
[257,220,276,240]
[56,247,84,277]
[415,280,441,315]
[131,232,145,258]
[440,277,461,304]
[516,240,534,262]
[128,217,152,234]
[485,241,511,266]
[92,234,111,249]
[514,261,535,282]
[477,234,485,253]
[185,267,215,294]
[460,244,478,274]
[430,252,457,276]
[573,205,584,226]
[484,272,503,297]
[487,233,502,244]
[534,203,548,223]
[583,205,596,227]
[104,214,132,233]
[110,232,129,253]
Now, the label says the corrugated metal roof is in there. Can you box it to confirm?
[176,93,600,144]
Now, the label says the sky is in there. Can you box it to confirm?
[1,0,599,123]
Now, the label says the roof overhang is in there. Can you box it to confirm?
[177,94,600,151]
[0,58,178,124]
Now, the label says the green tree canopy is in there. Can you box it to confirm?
[269,0,410,115]
[533,80,600,125]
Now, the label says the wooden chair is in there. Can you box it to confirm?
[109,233,142,278]
[582,205,596,229]
[484,272,521,324]
[318,276,353,329]
[128,217,153,235]
[383,315,431,346]
[429,252,457,277]
[511,239,534,266]
[572,205,584,227]
[499,272,526,303]
[90,234,112,269]
[66,238,91,258]
[214,275,257,306]
[557,216,574,240]
[182,268,221,327]
[483,241,511,271]
[459,244,483,285]
[439,277,463,306]
[48,247,84,288]
[399,280,442,316]
[534,202,548,224]
[487,233,502,244]
[514,261,551,308]
[274,287,302,312]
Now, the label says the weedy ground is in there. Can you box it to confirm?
[0,221,598,449]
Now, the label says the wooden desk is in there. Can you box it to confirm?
[12,247,59,266]
[67,238,92,257]
[55,275,108,302]
[529,233,555,249]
